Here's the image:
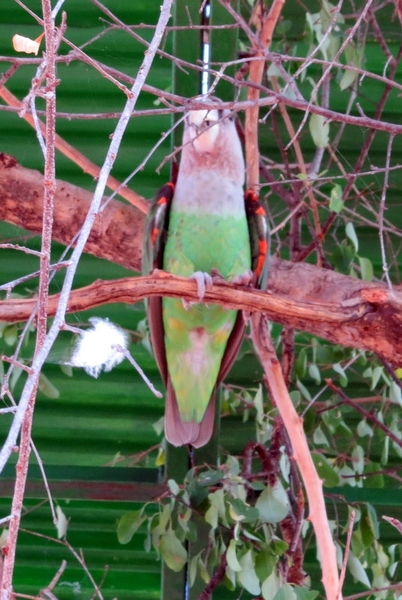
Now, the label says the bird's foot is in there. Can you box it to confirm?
[182,271,213,310]
[232,269,254,286]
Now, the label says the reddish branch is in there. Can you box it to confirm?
[251,314,341,600]
[0,88,147,213]
[2,155,402,367]
[0,154,146,271]
[244,0,285,190]
[0,268,402,367]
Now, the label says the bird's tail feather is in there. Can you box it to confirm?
[165,380,215,448]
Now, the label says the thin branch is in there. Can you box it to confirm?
[244,0,285,190]
[337,510,355,600]
[0,87,148,213]
[325,379,402,449]
[250,313,342,600]
[0,0,174,475]
[1,0,60,593]
[378,133,394,290]
[2,264,402,364]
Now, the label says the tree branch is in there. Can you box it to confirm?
[1,151,402,365]
[1,268,402,366]
[250,314,341,600]
[0,153,146,271]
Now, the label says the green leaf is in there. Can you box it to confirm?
[38,372,60,399]
[177,506,192,535]
[357,256,373,281]
[230,498,259,524]
[295,349,307,379]
[352,445,365,475]
[225,454,240,477]
[185,469,209,506]
[294,587,319,600]
[313,425,329,446]
[60,362,73,377]
[332,362,348,387]
[309,113,329,148]
[296,379,312,402]
[339,43,363,90]
[255,547,276,582]
[273,583,297,600]
[197,469,223,487]
[312,453,340,487]
[370,366,384,391]
[189,554,198,587]
[308,363,321,384]
[160,527,187,572]
[3,324,18,346]
[346,221,359,252]
[253,384,265,425]
[339,67,358,91]
[226,539,242,572]
[389,381,402,406]
[167,479,180,495]
[159,503,173,532]
[329,184,344,213]
[262,571,281,600]
[205,488,228,529]
[10,366,23,391]
[117,509,146,545]
[256,481,290,524]
[237,549,261,595]
[55,505,68,540]
[356,419,373,438]
[289,390,301,407]
[0,322,8,338]
[347,551,371,587]
[364,461,384,488]
[224,563,237,591]
[360,503,379,546]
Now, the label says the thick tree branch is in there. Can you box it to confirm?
[0,153,146,271]
[0,268,402,367]
[2,154,402,366]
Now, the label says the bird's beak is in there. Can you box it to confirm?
[187,109,220,153]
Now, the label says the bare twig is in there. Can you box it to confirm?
[378,133,394,289]
[0,0,174,481]
[1,1,60,593]
[337,510,356,600]
[0,86,148,213]
[244,0,285,190]
[250,313,342,600]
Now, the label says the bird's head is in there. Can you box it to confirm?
[185,108,229,153]
[179,99,244,183]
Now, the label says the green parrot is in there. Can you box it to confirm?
[143,100,269,447]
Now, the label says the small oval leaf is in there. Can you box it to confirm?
[227,539,242,572]
[117,510,146,545]
[160,528,187,572]
[309,113,329,148]
[256,481,290,524]
[237,549,261,596]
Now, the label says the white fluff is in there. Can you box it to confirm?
[70,317,128,378]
